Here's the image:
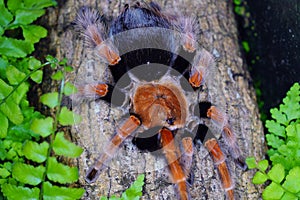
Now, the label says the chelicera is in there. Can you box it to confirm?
[73,2,246,200]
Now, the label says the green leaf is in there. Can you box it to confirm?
[262,182,284,200]
[47,157,79,184]
[22,25,47,43]
[245,157,257,169]
[43,181,85,200]
[0,37,33,58]
[282,167,300,193]
[270,108,288,125]
[58,107,82,126]
[1,183,39,200]
[7,0,24,14]
[64,82,78,96]
[12,162,45,185]
[281,192,298,200]
[265,120,286,137]
[51,71,63,80]
[286,124,300,140]
[28,57,42,70]
[252,171,268,184]
[267,164,285,183]
[30,117,53,137]
[266,134,285,149]
[121,174,144,200]
[53,132,83,158]
[0,78,13,100]
[0,112,8,138]
[12,82,29,104]
[258,160,269,171]
[0,0,13,27]
[40,92,58,108]
[24,0,57,9]
[0,167,10,178]
[30,70,43,83]
[0,100,23,124]
[23,141,49,163]
[12,9,45,26]
[6,65,26,85]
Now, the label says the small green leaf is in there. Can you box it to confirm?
[1,184,39,200]
[64,82,78,96]
[0,168,10,178]
[58,107,82,126]
[266,134,285,149]
[262,182,284,200]
[12,9,45,26]
[47,157,79,184]
[24,0,57,9]
[43,181,85,200]
[6,65,26,85]
[258,160,269,171]
[12,162,45,185]
[0,37,33,58]
[270,108,288,125]
[267,164,285,183]
[0,0,13,27]
[51,71,63,80]
[282,167,300,193]
[0,78,13,100]
[28,57,42,70]
[245,157,257,169]
[23,141,49,163]
[121,174,145,200]
[30,70,43,83]
[242,41,250,53]
[12,82,29,104]
[40,92,58,108]
[53,132,83,158]
[30,117,53,137]
[266,120,286,137]
[22,25,47,43]
[252,171,268,184]
[0,100,23,124]
[7,0,24,14]
[0,112,8,138]
[281,192,297,200]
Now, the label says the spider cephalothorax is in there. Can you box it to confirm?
[73,2,246,200]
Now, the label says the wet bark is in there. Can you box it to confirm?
[44,0,264,199]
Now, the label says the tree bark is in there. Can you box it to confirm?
[45,0,264,199]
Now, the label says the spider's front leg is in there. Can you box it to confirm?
[160,128,190,200]
[86,114,141,183]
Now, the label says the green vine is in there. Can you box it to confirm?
[247,82,300,200]
[0,1,84,199]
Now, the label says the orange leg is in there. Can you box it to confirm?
[205,138,235,200]
[160,128,190,200]
[206,106,245,168]
[180,137,194,177]
[85,115,141,183]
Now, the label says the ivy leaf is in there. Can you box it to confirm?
[30,117,53,137]
[282,167,300,193]
[58,107,82,126]
[22,25,47,43]
[47,157,79,184]
[64,82,78,96]
[53,132,83,158]
[0,112,8,138]
[252,171,268,184]
[0,0,13,27]
[0,37,33,58]
[43,181,85,200]
[258,160,269,172]
[30,70,43,83]
[6,65,26,85]
[12,162,45,185]
[265,120,286,137]
[1,184,39,200]
[23,141,49,163]
[245,157,257,169]
[12,9,45,26]
[0,100,23,124]
[262,182,284,200]
[267,164,285,183]
[40,92,58,109]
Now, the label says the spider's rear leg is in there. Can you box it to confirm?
[86,114,141,183]
[74,7,120,65]
[199,102,246,169]
[160,128,190,200]
[195,125,235,200]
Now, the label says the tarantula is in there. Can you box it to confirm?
[73,2,246,200]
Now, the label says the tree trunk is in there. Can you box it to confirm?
[44,0,264,199]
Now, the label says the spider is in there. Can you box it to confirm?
[73,2,246,200]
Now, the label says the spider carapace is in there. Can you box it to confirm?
[73,2,246,200]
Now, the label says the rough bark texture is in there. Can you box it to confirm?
[45,0,264,199]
